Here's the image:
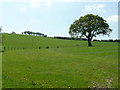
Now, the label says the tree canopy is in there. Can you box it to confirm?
[69,14,112,46]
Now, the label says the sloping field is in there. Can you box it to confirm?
[2,34,87,50]
[2,34,118,88]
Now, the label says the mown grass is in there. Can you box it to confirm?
[2,33,118,88]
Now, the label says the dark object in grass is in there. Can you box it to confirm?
[88,86,91,88]
[76,44,79,46]
[1,50,4,52]
[39,47,41,49]
[57,46,59,48]
[32,81,36,86]
[32,83,36,86]
[46,46,49,49]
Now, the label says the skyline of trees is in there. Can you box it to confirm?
[22,31,47,37]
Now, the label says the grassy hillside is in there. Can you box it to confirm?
[2,33,118,88]
[2,33,87,50]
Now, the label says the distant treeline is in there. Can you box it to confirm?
[54,36,73,40]
[22,31,47,37]
[54,36,120,42]
[94,39,120,42]
[54,36,87,41]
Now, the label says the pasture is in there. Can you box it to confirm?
[2,33,118,88]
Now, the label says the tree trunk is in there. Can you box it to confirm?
[88,39,93,46]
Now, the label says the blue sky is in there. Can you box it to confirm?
[0,0,118,40]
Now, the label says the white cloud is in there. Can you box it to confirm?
[57,0,119,2]
[29,0,52,8]
[106,15,118,23]
[58,0,76,2]
[82,4,105,13]
[58,0,97,2]
[46,0,52,7]
[30,0,41,8]
[0,0,119,2]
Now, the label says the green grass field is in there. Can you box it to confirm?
[2,33,118,88]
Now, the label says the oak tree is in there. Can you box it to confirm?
[69,14,112,46]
